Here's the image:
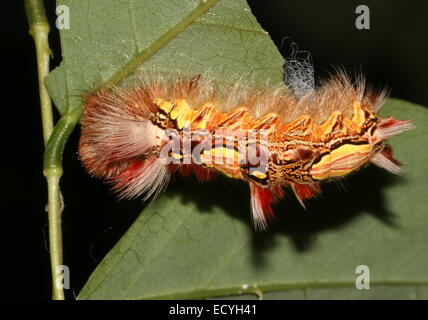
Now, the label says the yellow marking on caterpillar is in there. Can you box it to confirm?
[199,146,242,179]
[172,153,183,160]
[251,170,267,179]
[155,98,193,129]
[310,143,371,180]
[155,98,174,114]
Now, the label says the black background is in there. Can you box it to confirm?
[3,0,427,299]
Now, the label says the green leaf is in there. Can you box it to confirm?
[45,0,284,114]
[78,98,428,299]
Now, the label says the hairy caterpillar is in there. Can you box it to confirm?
[78,72,413,230]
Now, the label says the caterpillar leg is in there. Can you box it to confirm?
[249,183,284,230]
[291,182,321,208]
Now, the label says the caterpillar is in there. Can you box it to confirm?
[78,72,413,230]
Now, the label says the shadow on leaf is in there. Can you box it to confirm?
[167,164,403,268]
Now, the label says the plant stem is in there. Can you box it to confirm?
[44,167,63,300]
[43,106,83,300]
[25,0,63,300]
[25,0,54,146]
